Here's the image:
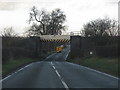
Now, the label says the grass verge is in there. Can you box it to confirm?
[2,58,37,77]
[2,51,55,78]
[68,57,119,77]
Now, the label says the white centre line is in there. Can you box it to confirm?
[51,62,54,66]
[53,66,56,70]
[55,70,61,77]
[51,62,69,90]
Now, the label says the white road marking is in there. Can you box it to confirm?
[51,62,69,90]
[0,75,11,82]
[66,62,119,80]
[46,53,56,59]
[51,62,54,66]
[53,66,56,70]
[80,65,119,80]
[17,64,30,72]
[1,53,54,82]
[65,50,70,61]
[0,63,33,82]
[61,80,69,90]
[55,70,61,77]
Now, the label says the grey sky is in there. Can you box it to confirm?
[0,0,119,35]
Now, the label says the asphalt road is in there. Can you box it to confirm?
[2,46,119,89]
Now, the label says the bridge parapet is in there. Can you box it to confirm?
[39,35,70,42]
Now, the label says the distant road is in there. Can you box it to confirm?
[2,46,118,89]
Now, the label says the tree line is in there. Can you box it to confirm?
[0,6,118,37]
[82,17,118,37]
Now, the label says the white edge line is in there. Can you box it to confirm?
[65,50,70,61]
[0,75,11,82]
[2,50,63,82]
[1,60,45,82]
[51,62,69,90]
[0,63,33,82]
[46,53,56,59]
[1,53,56,82]
[81,65,119,80]
[67,62,119,80]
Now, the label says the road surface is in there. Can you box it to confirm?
[2,46,119,89]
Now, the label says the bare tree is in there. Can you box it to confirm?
[29,6,47,35]
[48,8,66,35]
[82,17,118,37]
[28,6,66,36]
[1,27,18,37]
[107,19,118,36]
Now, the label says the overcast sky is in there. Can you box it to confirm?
[0,0,119,35]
